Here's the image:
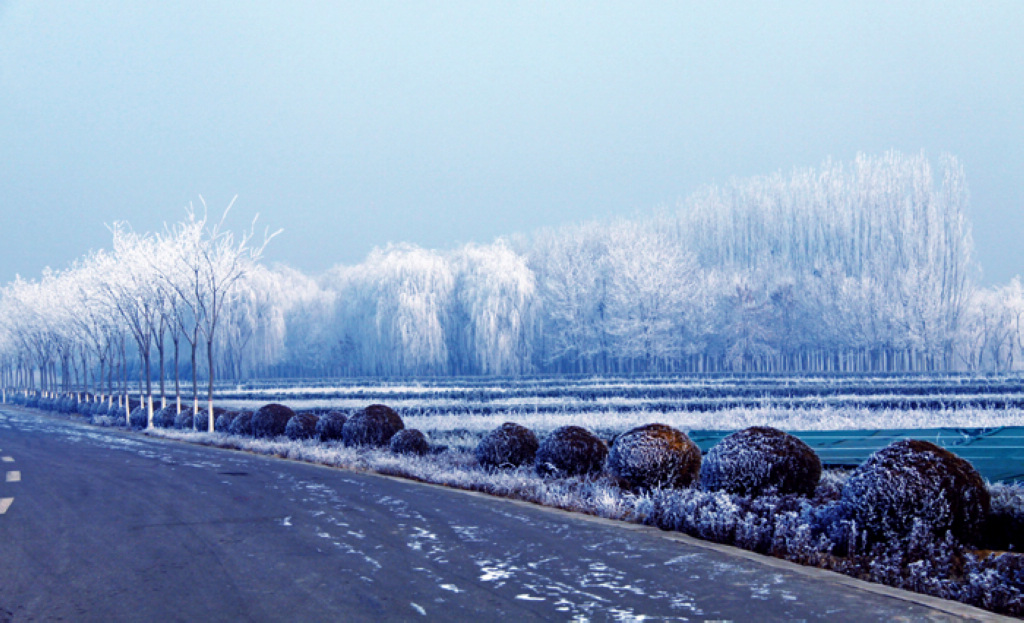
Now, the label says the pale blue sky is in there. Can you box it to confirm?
[1,1,1021,284]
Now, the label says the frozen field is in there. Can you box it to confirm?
[208,374,1024,482]
[212,373,1024,434]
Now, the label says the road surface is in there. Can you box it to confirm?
[0,406,1003,621]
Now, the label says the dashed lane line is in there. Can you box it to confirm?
[2,453,18,514]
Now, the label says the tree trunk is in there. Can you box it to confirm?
[206,338,215,432]
[158,340,166,410]
[174,337,181,414]
[191,341,199,416]
[136,354,144,427]
[144,350,153,428]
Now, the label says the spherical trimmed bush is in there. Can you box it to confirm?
[342,404,404,447]
[607,423,701,490]
[153,406,177,429]
[838,439,990,543]
[91,401,109,416]
[285,413,320,441]
[252,403,296,439]
[192,408,226,432]
[174,409,195,430]
[699,426,821,497]
[129,406,148,429]
[535,426,608,478]
[95,407,125,426]
[315,411,348,442]
[390,429,430,456]
[99,404,119,421]
[215,412,239,433]
[228,411,254,436]
[475,422,539,469]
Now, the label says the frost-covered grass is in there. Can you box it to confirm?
[212,374,1024,412]
[402,407,1024,450]
[148,429,640,521]
[145,426,1024,617]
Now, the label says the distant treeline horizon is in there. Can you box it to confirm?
[3,151,1022,398]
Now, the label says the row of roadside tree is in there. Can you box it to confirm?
[2,152,1023,412]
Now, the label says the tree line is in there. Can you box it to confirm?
[2,152,1022,406]
[0,202,274,429]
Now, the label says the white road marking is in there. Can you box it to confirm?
[6,471,20,482]
[1,456,13,462]
[0,498,12,514]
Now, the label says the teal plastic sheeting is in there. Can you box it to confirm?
[688,427,1024,484]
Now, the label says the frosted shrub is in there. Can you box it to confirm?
[92,401,110,416]
[699,426,821,497]
[838,439,990,543]
[128,406,148,429]
[214,411,239,433]
[315,411,347,441]
[535,425,608,478]
[153,406,177,429]
[982,483,1024,551]
[192,408,225,432]
[390,429,430,456]
[285,413,319,441]
[607,423,701,491]
[92,415,120,427]
[252,403,296,439]
[228,411,255,436]
[342,404,404,447]
[174,409,195,430]
[962,551,1024,613]
[475,422,539,469]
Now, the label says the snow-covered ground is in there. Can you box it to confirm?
[212,375,1024,436]
[210,374,1024,442]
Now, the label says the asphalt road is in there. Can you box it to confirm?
[0,406,1002,622]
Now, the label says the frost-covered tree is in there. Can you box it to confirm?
[450,240,536,375]
[154,199,275,430]
[64,255,122,409]
[0,151,1015,378]
[604,220,697,372]
[529,222,613,373]
[103,225,163,426]
[678,151,975,372]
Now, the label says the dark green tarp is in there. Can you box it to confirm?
[688,427,1024,483]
